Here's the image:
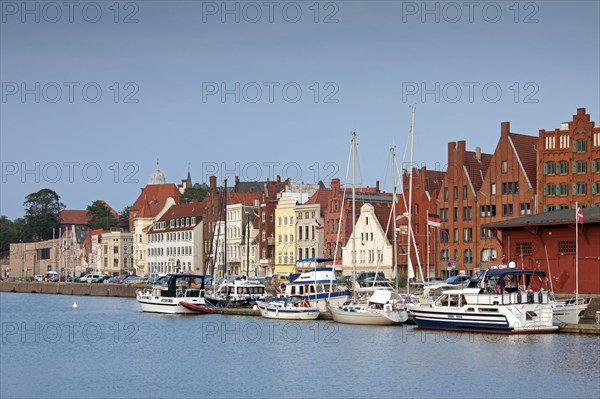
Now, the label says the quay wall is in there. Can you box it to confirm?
[0,281,142,297]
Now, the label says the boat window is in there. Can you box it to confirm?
[466,308,475,312]
[479,308,499,312]
[323,284,331,293]
[316,284,324,293]
[435,294,448,306]
[299,286,304,295]
[290,286,296,295]
[449,295,459,307]
[237,288,243,294]
[460,295,467,306]
[310,285,315,294]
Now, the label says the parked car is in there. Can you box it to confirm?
[44,271,59,282]
[34,274,43,282]
[147,275,166,284]
[123,275,145,284]
[445,275,471,285]
[80,274,103,283]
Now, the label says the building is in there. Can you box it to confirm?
[295,189,328,272]
[274,195,297,275]
[129,164,180,276]
[342,203,394,278]
[225,203,259,276]
[437,140,493,278]
[484,207,600,294]
[146,202,203,276]
[398,166,445,279]
[3,239,59,279]
[257,178,289,276]
[537,108,600,211]
[476,122,538,271]
[58,209,90,244]
[97,230,134,276]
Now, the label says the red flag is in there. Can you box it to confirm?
[576,207,583,224]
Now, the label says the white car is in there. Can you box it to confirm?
[80,274,103,283]
[34,275,43,282]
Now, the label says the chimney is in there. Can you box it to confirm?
[501,121,510,137]
[209,176,217,192]
[577,107,585,116]
[475,147,481,162]
[276,175,281,183]
[375,180,380,192]
[235,176,240,186]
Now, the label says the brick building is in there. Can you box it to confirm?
[537,107,600,211]
[484,207,600,295]
[398,167,445,279]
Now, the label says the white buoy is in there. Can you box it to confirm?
[72,302,78,309]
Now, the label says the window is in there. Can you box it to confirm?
[481,248,497,262]
[453,228,459,243]
[501,161,508,173]
[558,161,569,175]
[440,208,448,222]
[298,226,303,240]
[544,184,556,197]
[440,229,449,243]
[414,204,419,215]
[545,135,556,150]
[113,246,118,254]
[543,162,556,175]
[573,139,586,152]
[558,183,568,196]
[480,205,497,218]
[464,249,473,264]
[573,182,587,196]
[544,205,556,212]
[502,182,519,194]
[462,185,467,200]
[574,161,587,174]
[453,186,458,200]
[453,208,458,222]
[592,159,600,173]
[515,242,533,255]
[278,217,282,226]
[502,204,513,217]
[519,203,531,215]
[593,182,600,195]
[463,206,472,221]
[463,228,472,243]
[443,187,448,201]
[440,249,449,261]
[490,183,496,195]
[558,241,576,254]
[480,228,496,240]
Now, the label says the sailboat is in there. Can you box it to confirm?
[204,178,267,308]
[328,132,408,325]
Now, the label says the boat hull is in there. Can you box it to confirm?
[552,300,590,325]
[329,306,408,325]
[410,306,558,334]
[256,301,320,320]
[136,292,209,315]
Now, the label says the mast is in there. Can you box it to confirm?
[223,178,228,278]
[390,145,399,291]
[406,106,416,294]
[351,132,357,303]
[575,202,579,305]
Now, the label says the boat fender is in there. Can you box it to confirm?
[527,291,534,304]
[384,304,392,312]
[538,291,543,304]
[516,292,522,304]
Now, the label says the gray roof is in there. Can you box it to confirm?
[343,193,392,203]
[483,207,600,229]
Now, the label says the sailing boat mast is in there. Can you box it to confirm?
[223,178,228,278]
[351,132,357,303]
[390,145,399,290]
[406,106,416,294]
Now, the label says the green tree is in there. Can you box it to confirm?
[180,186,208,204]
[87,200,119,230]
[0,216,17,257]
[23,189,64,240]
[119,205,131,229]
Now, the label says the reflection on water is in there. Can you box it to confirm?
[1,293,598,399]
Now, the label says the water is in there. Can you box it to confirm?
[1,293,599,399]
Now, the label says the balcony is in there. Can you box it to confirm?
[267,237,275,246]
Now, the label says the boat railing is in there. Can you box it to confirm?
[474,290,550,306]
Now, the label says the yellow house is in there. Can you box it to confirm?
[273,195,297,275]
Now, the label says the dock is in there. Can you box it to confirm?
[558,324,600,335]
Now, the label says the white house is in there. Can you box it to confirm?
[146,202,203,277]
[342,203,393,278]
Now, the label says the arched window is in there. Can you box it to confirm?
[464,249,473,264]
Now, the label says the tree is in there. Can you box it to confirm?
[180,186,208,204]
[0,216,16,257]
[119,206,131,229]
[87,200,119,230]
[23,189,64,241]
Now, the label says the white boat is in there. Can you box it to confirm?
[256,296,320,320]
[329,289,408,325]
[409,269,558,334]
[551,296,591,325]
[205,276,267,307]
[136,274,212,314]
[279,265,350,312]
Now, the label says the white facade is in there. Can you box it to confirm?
[210,220,225,277]
[146,216,203,277]
[342,203,393,278]
[295,203,324,271]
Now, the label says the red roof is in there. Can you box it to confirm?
[305,189,331,215]
[464,151,492,192]
[157,202,204,222]
[130,184,181,219]
[508,132,538,187]
[226,192,261,206]
[59,210,91,226]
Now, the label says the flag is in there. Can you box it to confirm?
[253,210,259,218]
[314,219,324,230]
[576,207,583,224]
[427,214,441,227]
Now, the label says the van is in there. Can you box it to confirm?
[44,271,59,282]
[80,274,102,283]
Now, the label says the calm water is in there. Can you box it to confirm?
[1,293,599,399]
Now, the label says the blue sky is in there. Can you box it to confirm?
[1,1,599,219]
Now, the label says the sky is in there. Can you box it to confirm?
[1,0,599,219]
